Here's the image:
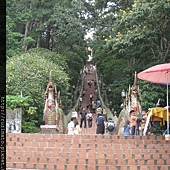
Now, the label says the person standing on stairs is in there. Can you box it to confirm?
[74,119,81,135]
[88,80,92,88]
[96,113,106,135]
[87,111,93,128]
[80,107,87,128]
[129,110,137,135]
[123,120,131,136]
[92,101,96,113]
[82,87,86,97]
[86,101,89,110]
[90,93,93,103]
[96,105,102,117]
[71,108,78,120]
[67,117,75,135]
[102,108,107,122]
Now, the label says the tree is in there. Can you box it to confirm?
[6,50,69,128]
[89,0,170,112]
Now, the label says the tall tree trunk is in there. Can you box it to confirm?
[45,25,51,49]
[36,19,43,48]
[22,20,31,52]
[36,33,41,48]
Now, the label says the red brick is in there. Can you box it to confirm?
[11,156,18,162]
[160,166,170,170]
[51,151,60,157]
[124,153,133,159]
[46,163,55,170]
[97,153,105,159]
[134,153,143,159]
[114,153,124,158]
[14,151,23,156]
[147,166,158,170]
[58,157,66,164]
[107,159,115,165]
[137,159,145,165]
[30,157,37,163]
[24,151,33,156]
[25,163,35,169]
[144,154,151,159]
[36,163,45,169]
[15,163,24,169]
[88,165,96,170]
[39,157,47,163]
[6,162,13,168]
[146,159,155,165]
[127,159,136,165]
[118,158,126,165]
[98,165,107,170]
[39,142,47,147]
[6,150,14,156]
[44,151,52,157]
[69,158,77,164]
[77,165,86,170]
[78,158,86,164]
[98,159,105,165]
[157,159,165,165]
[136,166,148,170]
[88,159,96,165]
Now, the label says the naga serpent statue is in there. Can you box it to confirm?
[115,72,142,135]
[43,71,64,133]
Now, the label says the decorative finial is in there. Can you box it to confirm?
[133,71,137,86]
[49,70,52,82]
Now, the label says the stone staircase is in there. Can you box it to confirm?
[78,64,98,135]
[6,63,170,169]
[6,133,170,170]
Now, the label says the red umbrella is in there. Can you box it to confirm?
[137,63,170,135]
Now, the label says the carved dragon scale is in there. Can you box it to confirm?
[43,71,64,133]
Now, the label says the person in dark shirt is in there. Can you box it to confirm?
[96,113,106,134]
[80,107,87,128]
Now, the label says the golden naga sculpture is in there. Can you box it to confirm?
[115,72,142,135]
[43,71,62,128]
[127,71,142,116]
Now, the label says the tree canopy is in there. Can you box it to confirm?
[6,0,170,120]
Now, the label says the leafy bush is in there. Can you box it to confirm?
[6,51,70,132]
[6,95,33,109]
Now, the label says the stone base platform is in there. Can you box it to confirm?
[40,125,60,134]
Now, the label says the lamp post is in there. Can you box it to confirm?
[120,89,126,108]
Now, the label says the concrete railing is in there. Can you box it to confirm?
[63,73,84,132]
[95,70,118,124]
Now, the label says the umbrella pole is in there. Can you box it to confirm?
[167,83,169,135]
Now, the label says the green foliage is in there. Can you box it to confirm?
[6,0,170,118]
[6,51,69,118]
[6,95,33,109]
[6,94,39,132]
[89,0,170,113]
[138,80,167,111]
[22,120,40,133]
[6,16,23,58]
[6,49,69,131]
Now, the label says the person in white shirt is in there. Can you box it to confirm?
[71,108,78,120]
[87,111,93,128]
[74,119,81,135]
[67,117,75,135]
